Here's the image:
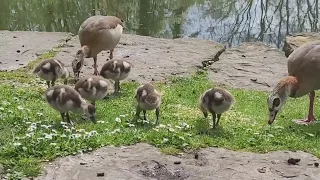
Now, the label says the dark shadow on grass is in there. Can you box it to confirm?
[194,118,233,138]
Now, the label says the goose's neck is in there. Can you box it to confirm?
[274,76,298,98]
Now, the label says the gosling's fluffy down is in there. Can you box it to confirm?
[44,85,96,124]
[199,87,235,127]
[135,83,162,125]
[74,75,112,107]
[33,59,69,88]
[100,59,132,93]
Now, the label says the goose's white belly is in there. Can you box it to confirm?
[99,24,123,51]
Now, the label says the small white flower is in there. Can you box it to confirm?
[13,142,21,146]
[0,107,4,111]
[44,133,53,140]
[153,128,159,132]
[97,121,105,124]
[17,106,24,110]
[115,117,121,123]
[77,129,86,133]
[168,127,175,132]
[37,137,44,141]
[25,133,34,137]
[50,143,57,146]
[181,122,190,129]
[22,146,27,151]
[119,114,127,117]
[111,128,121,134]
[60,121,67,125]
[127,123,135,127]
[163,138,169,143]
[36,112,44,116]
[25,122,32,124]
[158,124,166,128]
[60,134,67,138]
[41,125,51,129]
[89,130,98,136]
[175,125,182,129]
[142,120,149,124]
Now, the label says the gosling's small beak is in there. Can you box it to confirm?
[90,115,96,123]
[268,110,278,125]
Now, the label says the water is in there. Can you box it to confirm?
[1,0,319,48]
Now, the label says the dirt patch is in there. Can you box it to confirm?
[209,42,288,91]
[34,143,320,180]
[55,34,223,84]
[0,31,70,71]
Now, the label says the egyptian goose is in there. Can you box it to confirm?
[100,59,132,93]
[268,40,320,125]
[44,85,96,125]
[135,83,162,125]
[74,75,112,108]
[199,87,235,128]
[71,15,124,79]
[33,59,69,88]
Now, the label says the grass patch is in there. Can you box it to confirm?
[1,69,320,178]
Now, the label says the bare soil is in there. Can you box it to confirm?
[1,31,319,180]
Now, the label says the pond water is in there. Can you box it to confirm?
[1,0,319,48]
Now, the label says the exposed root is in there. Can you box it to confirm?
[201,45,227,68]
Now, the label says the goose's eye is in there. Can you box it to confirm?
[273,98,280,107]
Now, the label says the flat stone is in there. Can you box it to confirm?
[282,32,320,57]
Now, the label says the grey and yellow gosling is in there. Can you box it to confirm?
[74,75,112,108]
[199,87,235,128]
[100,59,132,93]
[33,58,69,88]
[135,83,162,125]
[44,85,96,125]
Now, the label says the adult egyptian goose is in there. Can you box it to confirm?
[44,85,96,125]
[100,59,132,93]
[135,83,162,125]
[33,59,69,88]
[267,40,320,125]
[74,75,112,108]
[199,87,235,128]
[71,15,124,79]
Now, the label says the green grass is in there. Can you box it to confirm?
[1,65,320,179]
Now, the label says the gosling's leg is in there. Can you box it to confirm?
[155,108,160,125]
[46,81,50,88]
[51,80,55,87]
[60,112,65,121]
[135,106,142,119]
[66,113,73,126]
[93,56,99,75]
[110,49,114,59]
[211,111,217,128]
[202,111,208,118]
[216,114,222,127]
[143,110,147,120]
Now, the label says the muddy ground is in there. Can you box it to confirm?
[1,31,319,179]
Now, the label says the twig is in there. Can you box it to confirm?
[201,45,227,68]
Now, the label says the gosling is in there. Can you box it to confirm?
[199,87,235,128]
[135,83,162,125]
[44,85,96,125]
[33,58,69,88]
[100,59,132,93]
[74,75,112,108]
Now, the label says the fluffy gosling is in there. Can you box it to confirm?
[199,87,235,128]
[33,58,69,88]
[135,83,162,125]
[44,85,96,125]
[100,59,132,93]
[74,75,112,108]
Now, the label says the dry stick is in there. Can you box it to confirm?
[201,45,227,68]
